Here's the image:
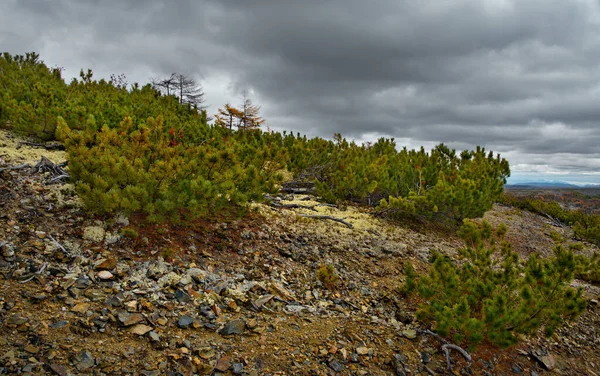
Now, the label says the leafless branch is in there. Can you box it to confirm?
[20,262,48,284]
[418,329,472,372]
[299,214,353,228]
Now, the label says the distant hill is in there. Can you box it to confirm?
[506,181,600,189]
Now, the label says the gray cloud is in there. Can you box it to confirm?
[2,0,600,183]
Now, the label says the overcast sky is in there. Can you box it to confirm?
[2,0,600,184]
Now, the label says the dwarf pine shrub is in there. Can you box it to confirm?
[405,220,587,348]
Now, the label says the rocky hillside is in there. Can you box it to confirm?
[1,129,599,375]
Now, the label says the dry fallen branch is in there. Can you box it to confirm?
[17,141,65,151]
[20,262,48,284]
[33,156,69,184]
[0,163,31,173]
[48,234,71,257]
[317,203,337,208]
[299,214,353,228]
[418,329,472,372]
[270,202,317,212]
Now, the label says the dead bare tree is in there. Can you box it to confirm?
[151,73,206,110]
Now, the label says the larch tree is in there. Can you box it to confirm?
[152,73,206,110]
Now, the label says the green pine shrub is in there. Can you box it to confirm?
[316,264,339,289]
[500,193,600,246]
[61,115,284,222]
[2,51,511,225]
[404,220,587,349]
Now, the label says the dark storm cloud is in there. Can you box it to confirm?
[2,0,600,181]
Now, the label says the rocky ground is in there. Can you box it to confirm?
[1,129,599,375]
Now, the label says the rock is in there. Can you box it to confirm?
[82,226,105,242]
[148,331,160,342]
[252,294,274,309]
[231,362,244,374]
[118,311,145,326]
[178,315,193,329]
[356,346,370,355]
[95,258,116,271]
[329,360,344,372]
[130,324,153,335]
[268,281,295,300]
[24,344,39,354]
[511,363,522,374]
[219,319,246,335]
[96,270,114,280]
[125,300,137,312]
[395,310,414,324]
[394,353,408,375]
[401,329,417,339]
[49,363,68,376]
[49,320,69,329]
[32,293,47,301]
[141,371,161,376]
[187,268,207,283]
[530,349,556,370]
[197,347,215,360]
[215,356,231,372]
[200,306,216,320]
[7,314,28,326]
[174,289,190,303]
[349,353,360,363]
[73,350,95,371]
[1,242,15,257]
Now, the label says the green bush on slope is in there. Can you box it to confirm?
[404,220,587,349]
[1,51,510,224]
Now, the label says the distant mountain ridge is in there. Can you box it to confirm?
[506,181,600,189]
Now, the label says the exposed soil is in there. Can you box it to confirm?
[0,130,599,375]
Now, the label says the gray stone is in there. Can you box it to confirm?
[219,319,246,335]
[50,320,69,329]
[49,363,67,376]
[231,362,244,374]
[6,314,28,326]
[178,315,193,329]
[328,360,344,372]
[174,289,190,303]
[149,331,160,342]
[401,329,417,339]
[74,350,95,371]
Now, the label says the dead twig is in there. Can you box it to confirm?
[317,203,337,208]
[418,329,472,372]
[48,174,69,184]
[17,141,65,151]
[544,213,565,230]
[270,202,317,212]
[20,262,48,284]
[33,156,69,184]
[0,163,30,173]
[299,214,353,228]
[48,234,71,257]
